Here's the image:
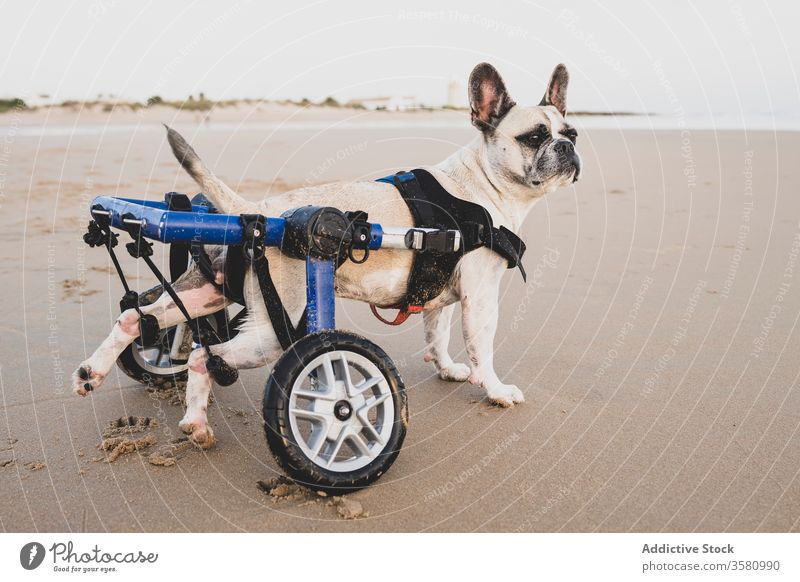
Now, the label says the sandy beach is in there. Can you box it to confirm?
[1,104,798,532]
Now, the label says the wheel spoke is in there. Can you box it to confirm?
[362,392,391,411]
[356,413,386,446]
[338,353,357,397]
[325,429,348,468]
[141,347,158,364]
[351,375,384,396]
[320,354,336,390]
[292,387,337,401]
[155,343,166,366]
[348,432,376,459]
[288,408,330,424]
[308,425,330,460]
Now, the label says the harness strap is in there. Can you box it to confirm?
[241,214,308,351]
[222,246,247,305]
[487,225,527,282]
[250,252,308,350]
[164,192,193,281]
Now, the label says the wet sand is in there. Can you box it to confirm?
[1,107,799,531]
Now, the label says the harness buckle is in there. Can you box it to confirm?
[403,228,461,253]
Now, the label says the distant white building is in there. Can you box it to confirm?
[347,95,419,111]
[22,94,54,107]
[446,80,460,107]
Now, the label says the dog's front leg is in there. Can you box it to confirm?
[179,328,282,448]
[424,303,470,382]
[460,262,525,407]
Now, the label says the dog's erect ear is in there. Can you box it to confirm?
[469,62,516,132]
[540,63,569,117]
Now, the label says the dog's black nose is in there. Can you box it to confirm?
[554,139,574,156]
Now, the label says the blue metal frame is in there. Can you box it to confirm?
[91,195,385,249]
[89,195,384,341]
[91,196,286,246]
[305,257,336,332]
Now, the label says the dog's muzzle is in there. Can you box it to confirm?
[554,139,581,182]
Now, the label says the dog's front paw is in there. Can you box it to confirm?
[72,364,105,396]
[485,384,525,408]
[179,418,216,449]
[438,362,471,382]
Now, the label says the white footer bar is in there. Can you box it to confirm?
[1,533,797,581]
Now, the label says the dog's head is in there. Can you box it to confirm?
[468,62,581,196]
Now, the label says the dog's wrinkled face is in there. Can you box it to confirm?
[469,63,582,194]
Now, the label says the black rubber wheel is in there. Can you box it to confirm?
[263,330,408,494]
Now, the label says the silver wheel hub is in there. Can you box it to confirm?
[288,350,394,473]
[131,321,194,375]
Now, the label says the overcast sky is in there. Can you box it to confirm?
[2,0,799,117]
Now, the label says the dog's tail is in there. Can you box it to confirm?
[164,125,250,214]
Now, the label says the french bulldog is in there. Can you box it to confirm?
[73,62,581,449]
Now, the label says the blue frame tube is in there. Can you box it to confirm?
[92,195,384,250]
[92,195,385,250]
[305,257,336,333]
[90,196,285,246]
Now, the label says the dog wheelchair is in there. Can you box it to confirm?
[83,191,465,493]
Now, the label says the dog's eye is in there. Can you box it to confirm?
[516,127,549,148]
[562,128,578,144]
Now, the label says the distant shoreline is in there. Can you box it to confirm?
[0,96,645,118]
[2,98,793,132]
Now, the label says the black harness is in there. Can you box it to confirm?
[373,169,526,323]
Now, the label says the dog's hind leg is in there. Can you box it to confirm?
[423,303,471,382]
[178,328,282,448]
[73,277,228,396]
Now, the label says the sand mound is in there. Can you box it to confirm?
[102,416,158,438]
[101,434,157,462]
[256,476,368,519]
[147,437,195,467]
[98,416,161,462]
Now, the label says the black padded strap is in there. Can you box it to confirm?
[164,192,193,281]
[239,214,308,351]
[489,225,527,281]
[169,245,190,282]
[223,246,246,305]
[250,251,307,351]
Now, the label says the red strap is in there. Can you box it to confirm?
[370,304,423,326]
